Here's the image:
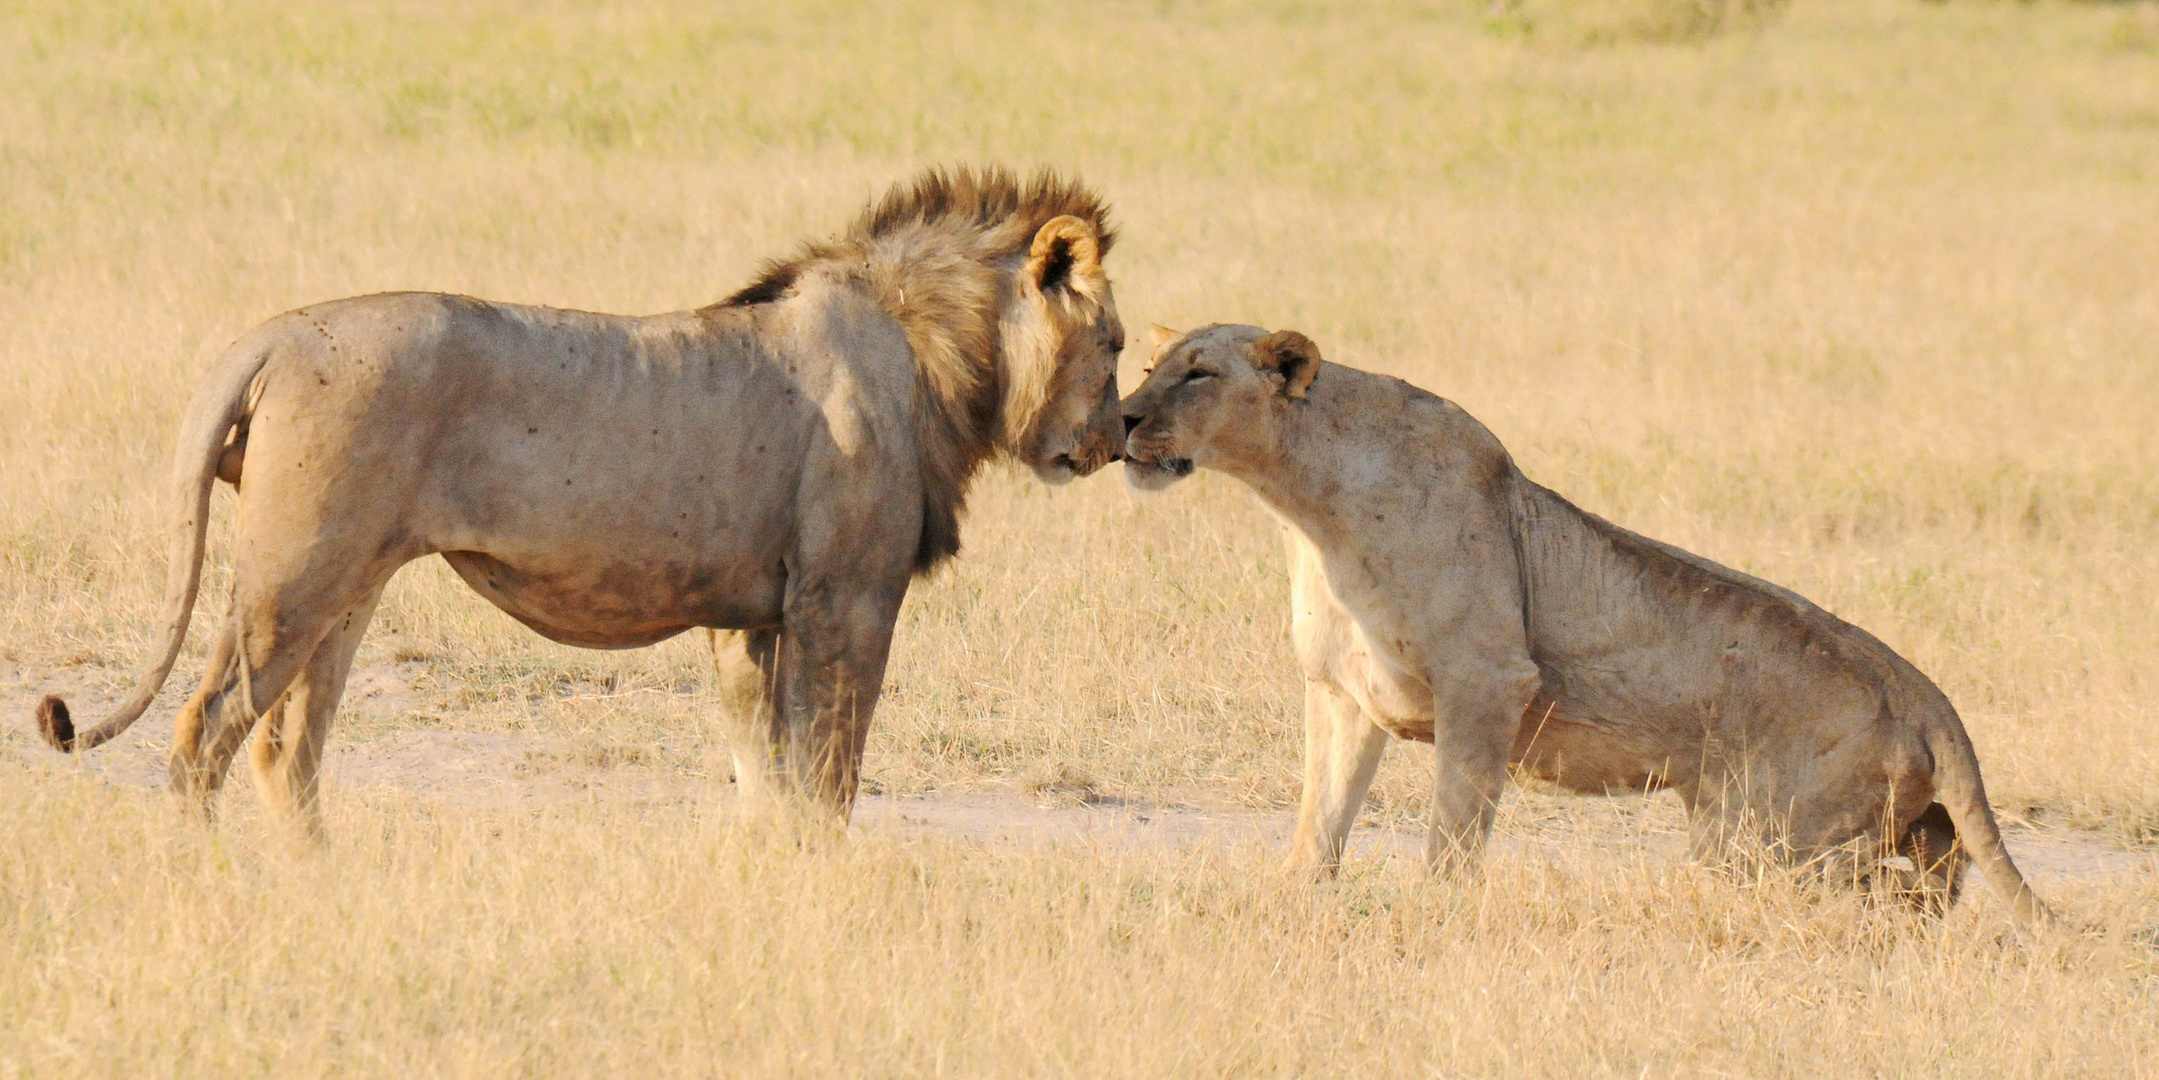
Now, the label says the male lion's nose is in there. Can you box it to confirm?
[1124,415,1142,435]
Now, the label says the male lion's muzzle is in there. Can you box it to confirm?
[1052,447,1120,476]
[1051,430,1125,477]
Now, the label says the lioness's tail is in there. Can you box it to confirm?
[37,347,271,753]
[1922,712,2051,924]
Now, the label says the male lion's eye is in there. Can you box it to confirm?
[1182,369,1214,384]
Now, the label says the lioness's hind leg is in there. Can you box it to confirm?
[1678,772,1756,867]
[1893,802,1966,915]
[248,586,383,844]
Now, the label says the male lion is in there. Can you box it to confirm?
[1121,324,2046,920]
[37,166,1129,836]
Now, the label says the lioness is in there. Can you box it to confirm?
[1121,324,2046,920]
[38,166,1129,835]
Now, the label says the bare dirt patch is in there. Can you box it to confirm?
[7,668,2149,890]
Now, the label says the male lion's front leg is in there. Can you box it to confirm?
[709,628,786,811]
[772,578,908,821]
[1286,678,1390,879]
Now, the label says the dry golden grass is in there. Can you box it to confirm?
[5,769,2157,1078]
[3,0,2158,1073]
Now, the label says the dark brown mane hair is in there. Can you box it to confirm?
[852,165,1116,254]
[705,166,1116,575]
[713,165,1115,309]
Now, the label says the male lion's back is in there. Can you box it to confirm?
[227,291,821,571]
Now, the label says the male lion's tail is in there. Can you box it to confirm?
[37,346,271,753]
[1921,711,2051,925]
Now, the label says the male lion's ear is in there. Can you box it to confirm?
[1027,215,1101,294]
[1249,329,1321,399]
[1148,324,1180,350]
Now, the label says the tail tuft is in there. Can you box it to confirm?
[36,696,74,752]
[1897,802,1966,916]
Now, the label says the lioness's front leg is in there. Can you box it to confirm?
[1423,651,1540,879]
[1426,703,1517,877]
[1286,678,1390,879]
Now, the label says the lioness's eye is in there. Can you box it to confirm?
[1182,369,1214,384]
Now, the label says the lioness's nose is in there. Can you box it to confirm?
[1124,415,1142,435]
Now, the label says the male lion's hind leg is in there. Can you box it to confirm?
[1285,678,1390,879]
[170,573,379,826]
[709,628,785,813]
[170,613,314,825]
[247,587,383,846]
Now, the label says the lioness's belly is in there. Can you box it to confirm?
[443,550,785,649]
[1333,639,1676,795]
[1507,695,1674,795]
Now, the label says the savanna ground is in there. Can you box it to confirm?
[4,0,2159,1075]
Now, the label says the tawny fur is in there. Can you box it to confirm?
[715,167,1119,569]
[1122,324,2046,922]
[36,166,1130,837]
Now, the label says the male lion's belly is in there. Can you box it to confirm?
[442,551,785,649]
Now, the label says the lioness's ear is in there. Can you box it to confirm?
[1249,329,1321,399]
[1026,215,1101,294]
[1148,324,1180,350]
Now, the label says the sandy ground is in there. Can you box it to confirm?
[6,664,2153,888]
